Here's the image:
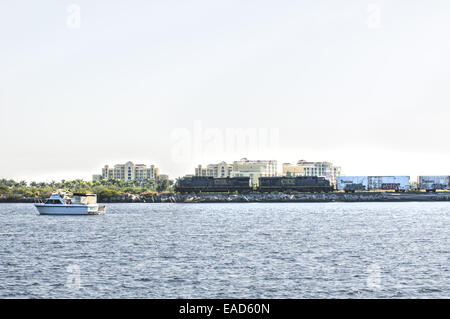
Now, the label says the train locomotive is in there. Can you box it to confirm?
[175,176,251,193]
[259,176,333,193]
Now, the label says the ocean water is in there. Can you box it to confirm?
[0,202,449,298]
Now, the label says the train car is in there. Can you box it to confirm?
[258,176,334,193]
[337,176,368,192]
[337,176,411,192]
[418,176,450,192]
[175,176,251,193]
[368,176,410,191]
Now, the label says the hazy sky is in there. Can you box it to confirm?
[1,0,449,182]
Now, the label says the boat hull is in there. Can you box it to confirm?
[34,204,105,215]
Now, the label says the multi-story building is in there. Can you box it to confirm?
[231,158,278,186]
[92,174,102,181]
[93,161,160,182]
[158,174,169,181]
[194,158,277,186]
[282,160,341,185]
[195,162,233,178]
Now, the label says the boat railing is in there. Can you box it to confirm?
[34,198,44,204]
[97,205,106,215]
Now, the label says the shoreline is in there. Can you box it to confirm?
[2,192,450,203]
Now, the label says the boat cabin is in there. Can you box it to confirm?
[42,193,97,205]
[71,193,97,205]
[44,193,66,205]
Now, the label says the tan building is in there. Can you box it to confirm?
[231,158,278,186]
[195,161,233,178]
[94,161,160,182]
[282,160,341,185]
[194,158,277,186]
[158,174,169,181]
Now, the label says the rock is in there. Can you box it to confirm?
[184,197,195,203]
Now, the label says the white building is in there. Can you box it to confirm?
[193,158,277,186]
[195,162,233,178]
[94,161,161,182]
[282,160,341,185]
[231,158,278,186]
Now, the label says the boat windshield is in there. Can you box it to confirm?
[45,199,63,204]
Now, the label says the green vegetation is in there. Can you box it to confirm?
[0,178,174,199]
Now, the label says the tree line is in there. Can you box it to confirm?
[0,178,174,199]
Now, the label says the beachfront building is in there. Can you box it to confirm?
[282,160,341,185]
[193,158,277,186]
[158,174,169,181]
[93,161,161,182]
[195,162,233,178]
[231,158,278,186]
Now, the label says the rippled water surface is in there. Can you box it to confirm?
[0,202,449,298]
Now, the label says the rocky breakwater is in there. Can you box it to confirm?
[100,193,178,203]
[3,192,450,203]
[177,192,450,203]
[0,195,36,203]
[100,192,450,203]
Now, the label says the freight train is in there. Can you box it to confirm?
[337,176,450,192]
[175,175,450,194]
[175,176,333,193]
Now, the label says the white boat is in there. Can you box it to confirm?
[35,192,106,215]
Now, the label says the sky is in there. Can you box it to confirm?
[1,0,449,182]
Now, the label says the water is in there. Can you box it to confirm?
[0,202,449,298]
